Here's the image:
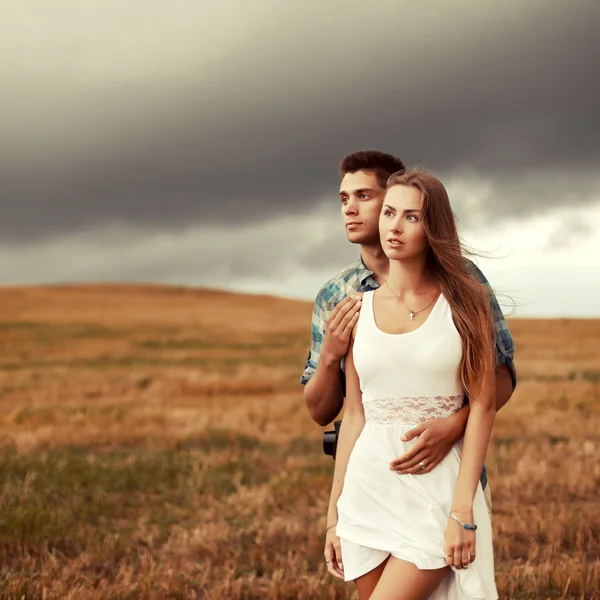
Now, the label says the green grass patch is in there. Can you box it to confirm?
[0,353,301,372]
[14,406,57,425]
[174,429,265,453]
[0,446,193,554]
[581,369,600,384]
[0,433,279,557]
[134,338,214,350]
[0,322,128,341]
[134,333,304,353]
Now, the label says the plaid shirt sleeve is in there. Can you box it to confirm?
[300,288,327,385]
[468,261,517,388]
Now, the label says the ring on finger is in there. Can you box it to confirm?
[419,460,426,470]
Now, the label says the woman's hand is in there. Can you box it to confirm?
[444,510,476,570]
[324,525,344,579]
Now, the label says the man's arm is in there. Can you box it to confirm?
[390,263,517,474]
[440,361,514,440]
[495,363,514,412]
[304,356,344,427]
[401,362,513,470]
[301,294,362,426]
[469,260,517,395]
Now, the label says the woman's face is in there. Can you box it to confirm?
[379,184,429,261]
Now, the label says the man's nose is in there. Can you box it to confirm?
[344,199,358,215]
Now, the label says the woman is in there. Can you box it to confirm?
[324,170,498,600]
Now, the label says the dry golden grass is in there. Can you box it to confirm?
[0,284,598,599]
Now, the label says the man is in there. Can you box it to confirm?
[300,149,516,491]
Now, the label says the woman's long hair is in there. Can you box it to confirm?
[387,169,495,399]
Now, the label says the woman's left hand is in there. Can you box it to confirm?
[444,511,476,570]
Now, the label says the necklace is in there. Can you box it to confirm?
[383,281,440,321]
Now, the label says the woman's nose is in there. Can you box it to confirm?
[390,220,403,234]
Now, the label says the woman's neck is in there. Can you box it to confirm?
[385,256,435,296]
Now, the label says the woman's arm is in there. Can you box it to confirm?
[445,366,496,569]
[452,366,496,510]
[324,339,365,578]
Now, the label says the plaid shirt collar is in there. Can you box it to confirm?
[352,254,380,290]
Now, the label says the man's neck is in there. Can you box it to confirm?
[359,244,389,285]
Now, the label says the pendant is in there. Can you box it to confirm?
[409,311,415,320]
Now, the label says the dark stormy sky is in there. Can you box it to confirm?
[1,1,599,316]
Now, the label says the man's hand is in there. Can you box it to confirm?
[324,526,344,579]
[321,295,362,363]
[389,412,467,474]
[303,294,362,426]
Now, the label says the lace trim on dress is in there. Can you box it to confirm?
[363,395,463,426]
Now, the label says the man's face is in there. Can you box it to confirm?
[379,184,428,261]
[339,170,386,245]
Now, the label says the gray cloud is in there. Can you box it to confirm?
[1,0,599,244]
[543,215,596,251]
[2,200,599,320]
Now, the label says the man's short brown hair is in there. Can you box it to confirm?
[340,150,406,188]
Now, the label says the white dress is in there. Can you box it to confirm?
[336,290,498,600]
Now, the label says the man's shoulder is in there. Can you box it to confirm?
[463,256,476,272]
[463,257,489,284]
[314,262,365,308]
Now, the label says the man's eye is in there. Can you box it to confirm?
[360,194,369,199]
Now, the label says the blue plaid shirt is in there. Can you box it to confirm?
[300,255,517,489]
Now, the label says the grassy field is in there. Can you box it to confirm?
[0,284,598,599]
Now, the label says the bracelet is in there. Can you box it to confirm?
[448,511,477,531]
[325,521,338,533]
